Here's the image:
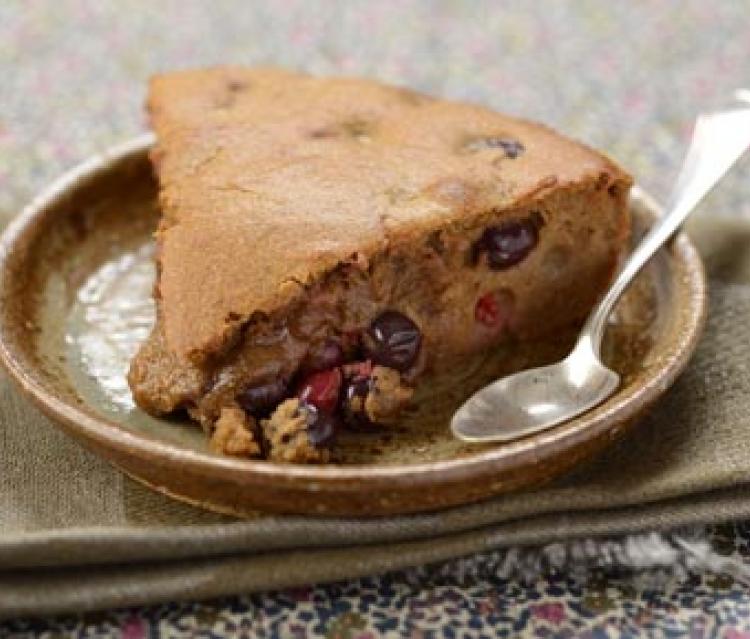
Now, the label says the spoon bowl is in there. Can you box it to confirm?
[452,338,619,442]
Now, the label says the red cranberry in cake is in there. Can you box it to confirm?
[297,368,342,413]
[475,291,513,330]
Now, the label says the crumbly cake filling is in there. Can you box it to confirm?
[129,180,628,462]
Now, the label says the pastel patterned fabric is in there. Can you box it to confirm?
[2,1,750,636]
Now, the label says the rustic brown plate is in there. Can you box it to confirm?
[0,135,707,517]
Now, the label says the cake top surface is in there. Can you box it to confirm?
[148,66,630,360]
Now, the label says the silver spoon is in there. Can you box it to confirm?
[452,95,750,443]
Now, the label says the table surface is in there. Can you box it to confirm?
[3,1,750,637]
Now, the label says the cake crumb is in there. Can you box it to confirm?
[210,407,261,458]
[261,399,330,463]
[364,366,414,423]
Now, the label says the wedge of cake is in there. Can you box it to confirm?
[128,67,632,463]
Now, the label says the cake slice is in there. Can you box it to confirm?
[128,67,632,463]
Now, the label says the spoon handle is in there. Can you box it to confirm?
[582,102,750,354]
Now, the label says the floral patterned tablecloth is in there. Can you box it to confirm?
[4,525,750,637]
[3,1,750,636]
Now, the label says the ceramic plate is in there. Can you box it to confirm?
[0,135,707,516]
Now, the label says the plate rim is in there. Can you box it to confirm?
[0,135,708,491]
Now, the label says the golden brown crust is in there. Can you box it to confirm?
[148,66,631,363]
[127,321,206,414]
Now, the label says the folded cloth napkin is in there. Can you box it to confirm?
[1,213,749,619]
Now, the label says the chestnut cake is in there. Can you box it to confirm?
[128,67,632,463]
